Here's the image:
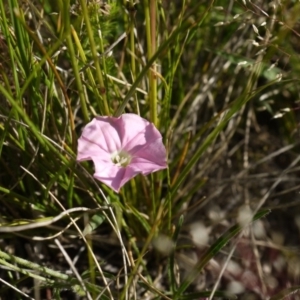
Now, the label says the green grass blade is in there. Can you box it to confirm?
[168,215,184,293]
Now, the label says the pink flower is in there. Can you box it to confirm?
[77,113,167,192]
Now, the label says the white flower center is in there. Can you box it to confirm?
[111,150,131,167]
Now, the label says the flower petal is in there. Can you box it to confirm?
[115,114,165,158]
[92,158,140,192]
[77,136,111,162]
[130,138,167,167]
[130,156,167,175]
[80,117,122,154]
[116,114,151,148]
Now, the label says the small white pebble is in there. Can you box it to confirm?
[272,112,283,119]
[237,23,246,30]
[237,205,253,227]
[227,281,245,294]
[189,222,209,248]
[152,234,174,255]
[252,220,266,239]
[214,22,224,27]
[226,260,242,276]
[252,24,259,35]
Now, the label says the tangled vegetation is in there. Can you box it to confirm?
[1,1,300,299]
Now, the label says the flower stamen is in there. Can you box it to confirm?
[111,151,131,167]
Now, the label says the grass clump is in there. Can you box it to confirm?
[1,1,300,299]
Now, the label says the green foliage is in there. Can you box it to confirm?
[0,0,300,299]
